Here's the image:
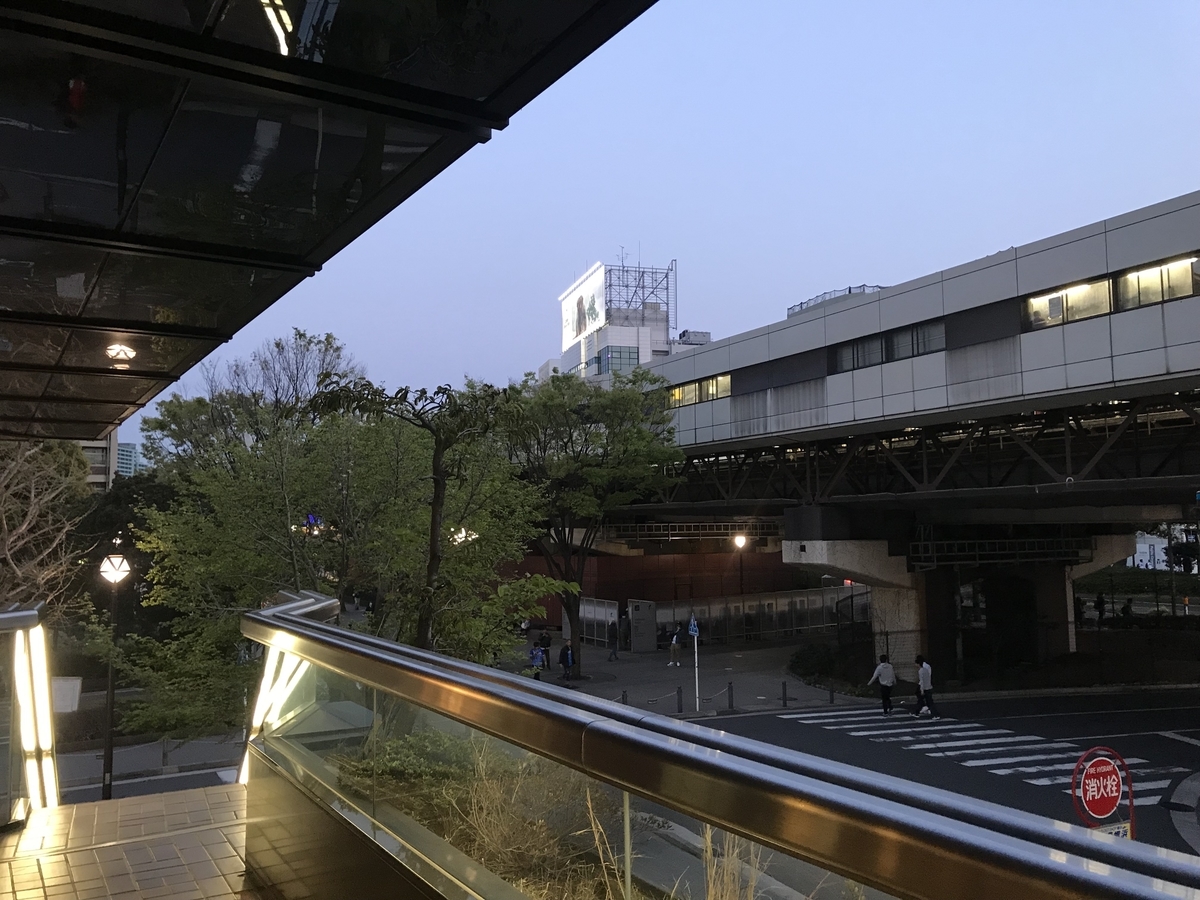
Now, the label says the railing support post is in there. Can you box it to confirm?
[676,686,683,714]
[728,682,734,711]
[621,690,628,705]
[782,680,788,708]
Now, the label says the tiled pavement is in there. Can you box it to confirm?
[0,786,262,900]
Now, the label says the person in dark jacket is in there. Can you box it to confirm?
[607,618,620,661]
[559,640,575,680]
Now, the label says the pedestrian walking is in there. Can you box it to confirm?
[1094,593,1106,629]
[559,639,575,681]
[607,618,620,661]
[867,654,896,715]
[668,623,682,666]
[529,644,546,670]
[913,655,939,719]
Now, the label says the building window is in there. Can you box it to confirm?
[597,345,639,375]
[833,321,945,373]
[1023,277,1111,329]
[1116,256,1198,312]
[668,373,731,408]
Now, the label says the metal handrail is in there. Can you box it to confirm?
[242,599,1200,900]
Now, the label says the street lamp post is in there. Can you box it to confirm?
[99,550,130,801]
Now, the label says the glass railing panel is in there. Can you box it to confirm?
[256,661,904,900]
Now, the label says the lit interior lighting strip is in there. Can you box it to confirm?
[1127,257,1198,279]
[27,626,57,806]
[13,631,41,810]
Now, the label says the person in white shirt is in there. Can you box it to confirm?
[914,655,940,719]
[866,654,896,715]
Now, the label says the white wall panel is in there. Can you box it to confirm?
[1063,317,1111,364]
[1106,203,1200,272]
[883,392,915,416]
[1065,358,1113,388]
[711,397,731,426]
[1112,349,1167,381]
[826,371,854,406]
[943,260,1018,314]
[1163,296,1200,347]
[854,398,883,420]
[1022,365,1066,395]
[879,281,944,331]
[852,366,883,400]
[912,352,947,390]
[694,402,713,428]
[914,386,948,410]
[828,402,854,423]
[1015,234,1108,295]
[728,333,770,369]
[880,359,914,395]
[825,301,881,344]
[1020,329,1065,371]
[768,319,826,358]
[1167,342,1200,374]
[1109,305,1165,356]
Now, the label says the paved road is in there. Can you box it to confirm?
[717,689,1200,855]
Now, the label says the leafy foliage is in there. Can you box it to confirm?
[503,369,682,672]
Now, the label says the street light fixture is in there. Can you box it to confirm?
[99,546,130,801]
[733,534,747,549]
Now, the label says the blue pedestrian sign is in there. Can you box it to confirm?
[688,615,699,637]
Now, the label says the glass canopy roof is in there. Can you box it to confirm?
[0,0,655,439]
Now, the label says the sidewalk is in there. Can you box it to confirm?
[536,639,868,719]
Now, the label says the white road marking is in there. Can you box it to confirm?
[904,734,1029,750]
[990,759,1148,776]
[847,723,981,737]
[1159,731,1200,748]
[961,752,1081,768]
[927,742,1077,759]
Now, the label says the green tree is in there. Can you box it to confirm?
[503,370,682,673]
[312,375,567,653]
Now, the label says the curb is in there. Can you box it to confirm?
[60,758,241,789]
[939,682,1200,702]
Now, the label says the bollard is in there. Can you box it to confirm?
[622,690,628,705]
[676,686,683,714]
[829,687,835,705]
[728,682,734,711]
[782,680,788,708]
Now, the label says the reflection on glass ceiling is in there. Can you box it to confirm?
[0,0,654,439]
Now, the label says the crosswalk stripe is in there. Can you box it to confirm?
[823,719,945,730]
[876,729,1010,744]
[847,723,978,737]
[961,752,1081,768]
[779,709,876,721]
[927,741,1076,759]
[990,759,1148,776]
[1133,795,1163,806]
[904,733,1027,750]
[1060,779,1175,796]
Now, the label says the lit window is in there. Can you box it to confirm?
[679,382,697,405]
[1024,277,1110,328]
[1116,257,1198,311]
[715,374,731,398]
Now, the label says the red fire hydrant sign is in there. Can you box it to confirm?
[1071,747,1134,839]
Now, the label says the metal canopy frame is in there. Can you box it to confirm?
[0,0,658,439]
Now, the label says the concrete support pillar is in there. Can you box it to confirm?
[784,539,930,670]
[1033,564,1073,662]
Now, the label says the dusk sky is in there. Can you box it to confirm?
[126,0,1200,439]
